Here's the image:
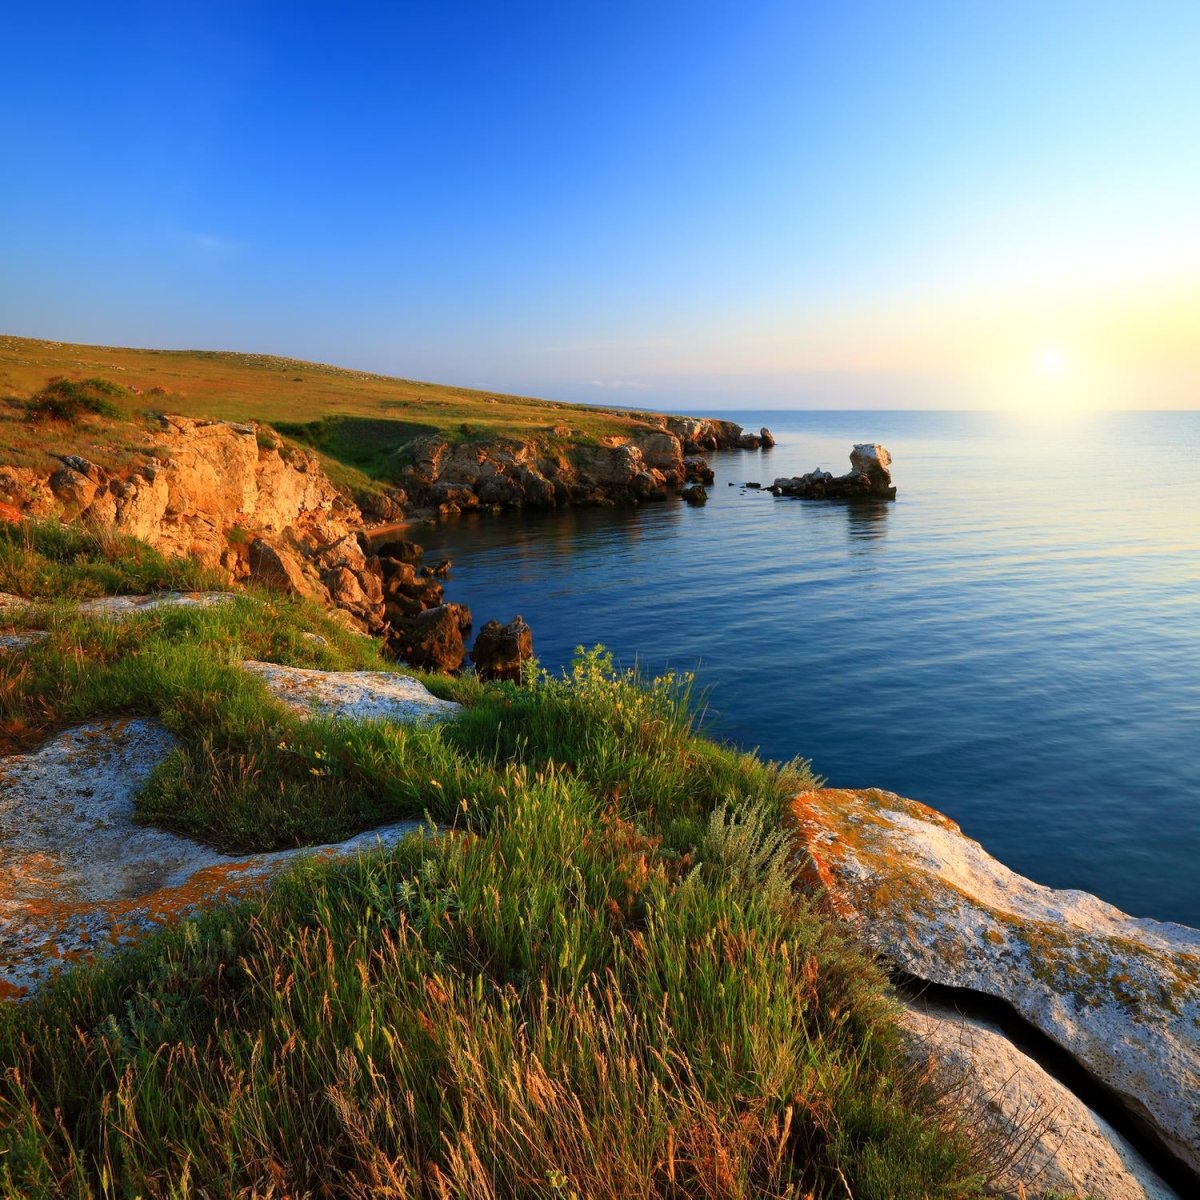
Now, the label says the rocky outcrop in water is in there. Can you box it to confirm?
[390,603,472,673]
[771,442,896,500]
[469,616,534,682]
[790,786,1200,1182]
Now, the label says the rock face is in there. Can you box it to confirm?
[790,787,1200,1178]
[469,616,533,682]
[1,416,388,633]
[0,664,459,999]
[771,442,897,501]
[902,998,1176,1200]
[395,416,753,514]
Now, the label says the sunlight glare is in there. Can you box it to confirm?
[1036,345,1070,378]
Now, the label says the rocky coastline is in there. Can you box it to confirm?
[2,410,1195,1196]
[793,786,1198,1197]
[0,410,777,673]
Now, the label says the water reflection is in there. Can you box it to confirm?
[845,499,891,541]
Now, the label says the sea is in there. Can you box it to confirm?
[416,410,1200,927]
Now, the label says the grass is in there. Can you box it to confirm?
[0,521,224,600]
[0,334,670,489]
[0,528,999,1196]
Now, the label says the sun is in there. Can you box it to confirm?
[1036,345,1070,378]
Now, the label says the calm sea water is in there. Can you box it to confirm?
[418,410,1200,927]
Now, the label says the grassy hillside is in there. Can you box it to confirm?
[0,523,996,1198]
[0,334,666,488]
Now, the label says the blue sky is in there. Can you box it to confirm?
[4,2,1199,408]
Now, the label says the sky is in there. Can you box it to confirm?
[3,1,1199,410]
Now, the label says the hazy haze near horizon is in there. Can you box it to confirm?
[3,2,1198,411]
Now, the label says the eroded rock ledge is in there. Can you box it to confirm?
[0,663,458,999]
[790,786,1200,1186]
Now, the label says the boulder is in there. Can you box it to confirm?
[630,430,685,477]
[735,432,763,450]
[374,539,424,565]
[574,442,647,489]
[247,538,313,597]
[681,483,708,505]
[241,661,461,722]
[401,435,450,486]
[790,787,1200,1176]
[391,604,467,672]
[683,455,714,484]
[48,465,100,510]
[850,442,893,493]
[665,416,718,452]
[902,998,1176,1200]
[470,616,534,683]
[759,427,776,448]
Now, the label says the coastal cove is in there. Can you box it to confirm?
[417,409,1200,927]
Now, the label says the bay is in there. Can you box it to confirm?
[417,410,1200,926]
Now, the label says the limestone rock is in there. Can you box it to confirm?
[243,660,461,722]
[48,464,100,510]
[470,616,534,683]
[681,482,708,505]
[247,538,314,596]
[791,787,1200,1175]
[0,719,428,999]
[759,427,776,448]
[630,430,685,479]
[0,666,457,998]
[2,590,236,621]
[5,414,385,628]
[902,998,1176,1200]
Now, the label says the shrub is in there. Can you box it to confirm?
[25,376,126,423]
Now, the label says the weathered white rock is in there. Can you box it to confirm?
[243,660,461,722]
[0,666,458,999]
[0,630,46,650]
[1,589,235,620]
[1,591,237,649]
[849,442,892,474]
[902,998,1177,1200]
[791,788,1200,1176]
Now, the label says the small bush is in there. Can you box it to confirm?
[25,376,126,424]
